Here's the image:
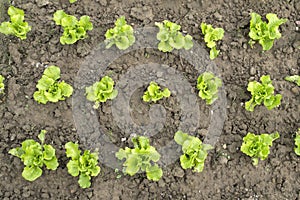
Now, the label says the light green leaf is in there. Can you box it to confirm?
[38,130,46,144]
[125,155,141,176]
[44,157,59,170]
[67,160,80,176]
[58,81,73,97]
[146,164,163,181]
[22,166,43,181]
[44,66,61,81]
[78,173,91,188]
[65,142,80,160]
[174,131,190,145]
[33,90,48,104]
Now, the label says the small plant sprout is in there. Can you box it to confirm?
[249,13,287,51]
[295,128,300,156]
[0,75,5,94]
[245,75,282,112]
[69,0,77,3]
[0,6,31,40]
[196,72,222,105]
[33,66,73,104]
[9,130,59,181]
[155,20,193,52]
[116,136,163,181]
[285,75,300,86]
[53,10,93,45]
[142,81,171,103]
[200,22,224,59]
[65,142,101,188]
[105,16,135,50]
[174,131,213,172]
[85,76,118,109]
[241,132,280,166]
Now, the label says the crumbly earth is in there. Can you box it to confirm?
[0,0,299,199]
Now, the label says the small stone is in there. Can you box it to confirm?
[99,0,107,6]
[157,71,163,78]
[219,156,228,164]
[214,12,223,21]
[291,87,299,95]
[173,166,185,178]
[249,67,256,75]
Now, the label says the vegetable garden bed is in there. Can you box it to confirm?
[0,0,299,199]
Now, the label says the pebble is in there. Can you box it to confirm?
[291,87,299,95]
[173,166,185,178]
[219,156,228,164]
[214,12,223,21]
[249,67,256,75]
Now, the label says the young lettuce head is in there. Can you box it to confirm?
[105,16,135,50]
[85,76,118,109]
[142,81,171,103]
[0,6,31,40]
[245,75,281,111]
[249,13,287,51]
[155,20,193,52]
[33,66,73,104]
[9,130,59,181]
[201,22,224,60]
[115,136,163,181]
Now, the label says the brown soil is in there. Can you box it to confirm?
[0,0,299,199]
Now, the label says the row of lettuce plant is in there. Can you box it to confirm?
[0,6,293,60]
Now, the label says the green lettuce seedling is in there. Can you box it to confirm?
[155,20,193,52]
[174,131,213,172]
[65,142,100,188]
[285,75,300,86]
[0,6,31,40]
[9,130,59,181]
[105,16,135,50]
[241,132,280,166]
[200,22,224,60]
[33,66,73,104]
[142,81,171,103]
[69,0,77,3]
[295,128,300,156]
[249,13,287,51]
[196,72,222,105]
[53,10,93,45]
[0,75,4,94]
[85,76,118,109]
[116,136,163,181]
[245,75,281,112]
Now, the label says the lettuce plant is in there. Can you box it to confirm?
[245,75,281,112]
[285,75,300,86]
[105,16,135,50]
[0,6,31,40]
[200,22,224,59]
[241,132,280,166]
[142,81,171,103]
[174,131,213,172]
[69,0,77,3]
[9,130,59,181]
[0,75,4,94]
[249,13,287,51]
[53,10,93,45]
[295,128,300,156]
[155,20,193,52]
[116,136,163,181]
[65,142,100,188]
[33,66,73,104]
[196,72,222,105]
[85,76,118,109]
